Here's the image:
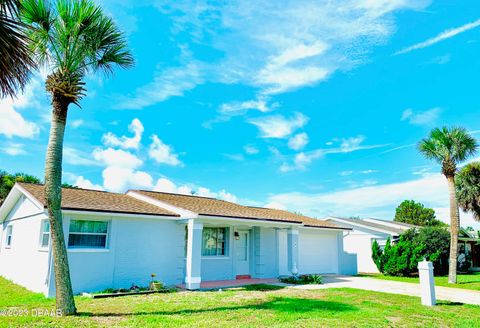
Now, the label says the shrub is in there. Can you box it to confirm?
[279,274,322,285]
[372,227,450,276]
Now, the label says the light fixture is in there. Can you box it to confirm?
[234,231,240,240]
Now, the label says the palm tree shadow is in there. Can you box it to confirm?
[78,297,358,318]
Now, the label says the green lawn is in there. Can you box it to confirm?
[0,277,479,327]
[357,272,480,291]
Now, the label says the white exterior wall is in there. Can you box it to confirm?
[53,213,185,296]
[342,229,390,273]
[0,196,50,295]
[298,229,341,274]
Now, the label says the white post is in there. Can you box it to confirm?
[417,259,436,306]
[287,229,299,276]
[185,219,203,290]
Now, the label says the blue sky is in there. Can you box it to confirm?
[1,0,480,228]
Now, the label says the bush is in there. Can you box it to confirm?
[279,274,322,285]
[372,227,450,276]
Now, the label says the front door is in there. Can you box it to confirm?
[235,231,250,276]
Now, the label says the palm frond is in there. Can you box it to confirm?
[418,127,478,171]
[456,162,480,222]
[0,0,35,98]
[20,0,133,102]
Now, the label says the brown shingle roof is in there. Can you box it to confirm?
[18,183,179,217]
[132,190,344,229]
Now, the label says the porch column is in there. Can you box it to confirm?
[287,228,299,275]
[185,219,203,290]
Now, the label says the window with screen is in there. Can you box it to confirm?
[68,220,108,249]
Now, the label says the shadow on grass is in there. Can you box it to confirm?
[436,301,465,306]
[240,284,285,292]
[78,297,358,318]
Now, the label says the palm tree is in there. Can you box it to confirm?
[456,162,480,222]
[418,127,477,283]
[20,0,133,314]
[0,0,35,97]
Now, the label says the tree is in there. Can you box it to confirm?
[455,162,480,222]
[418,127,478,283]
[20,0,133,315]
[0,0,35,97]
[394,200,444,226]
[0,170,41,203]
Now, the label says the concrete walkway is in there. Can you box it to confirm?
[290,275,480,306]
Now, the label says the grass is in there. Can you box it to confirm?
[357,272,480,291]
[0,278,479,327]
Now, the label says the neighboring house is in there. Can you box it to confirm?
[325,217,414,273]
[459,228,480,272]
[326,217,480,273]
[0,183,355,297]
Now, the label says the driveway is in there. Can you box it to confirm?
[289,275,480,306]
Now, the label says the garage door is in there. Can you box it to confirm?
[299,230,338,274]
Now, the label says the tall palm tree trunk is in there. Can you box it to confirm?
[44,92,76,315]
[447,175,459,284]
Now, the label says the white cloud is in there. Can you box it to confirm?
[249,112,308,138]
[401,108,440,126]
[339,135,366,151]
[244,145,259,155]
[339,170,354,176]
[396,18,480,55]
[3,143,26,156]
[267,172,480,229]
[64,147,101,166]
[196,187,238,202]
[288,132,309,150]
[93,148,143,169]
[70,119,84,129]
[361,169,378,174]
[0,79,41,139]
[102,118,144,149]
[102,167,153,192]
[264,201,287,210]
[280,136,387,172]
[153,177,237,202]
[219,98,276,115]
[148,135,183,166]
[154,178,190,194]
[340,169,377,176]
[74,176,104,191]
[159,0,429,95]
[203,97,279,128]
[117,61,203,109]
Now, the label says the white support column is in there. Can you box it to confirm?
[418,259,436,306]
[287,228,299,275]
[185,219,203,290]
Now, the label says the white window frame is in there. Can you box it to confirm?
[38,220,50,250]
[202,227,229,258]
[67,219,110,250]
[5,225,13,248]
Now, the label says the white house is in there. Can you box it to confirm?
[325,217,412,273]
[0,183,356,297]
